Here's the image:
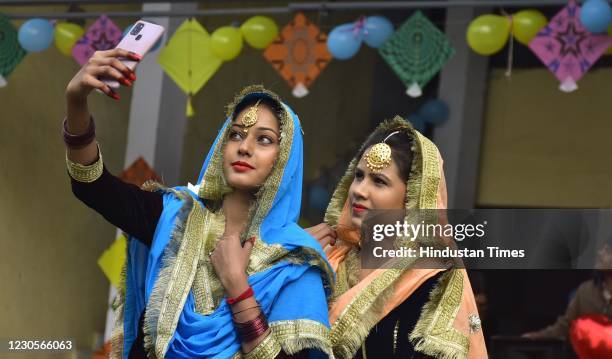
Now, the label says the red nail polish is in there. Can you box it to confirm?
[120,78,132,87]
[129,53,142,60]
[109,92,120,100]
[128,72,136,81]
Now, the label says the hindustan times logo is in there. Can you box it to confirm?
[372,220,487,242]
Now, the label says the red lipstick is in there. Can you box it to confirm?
[352,203,368,214]
[231,161,254,172]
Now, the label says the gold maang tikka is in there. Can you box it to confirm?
[240,99,261,134]
[364,130,401,173]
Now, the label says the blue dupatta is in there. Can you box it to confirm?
[112,86,334,359]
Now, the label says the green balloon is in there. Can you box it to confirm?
[512,9,547,45]
[54,22,84,56]
[466,14,511,56]
[210,26,243,61]
[240,16,279,49]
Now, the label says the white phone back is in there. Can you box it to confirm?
[102,20,165,89]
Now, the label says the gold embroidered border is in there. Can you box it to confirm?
[193,210,226,315]
[329,258,414,359]
[270,319,333,356]
[109,261,128,359]
[406,127,440,210]
[244,332,282,359]
[140,192,210,358]
[65,144,103,183]
[409,270,469,359]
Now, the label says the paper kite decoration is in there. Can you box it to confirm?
[379,11,454,98]
[158,18,222,117]
[119,156,161,187]
[97,233,127,287]
[529,0,612,92]
[72,15,122,65]
[0,13,27,87]
[263,12,332,98]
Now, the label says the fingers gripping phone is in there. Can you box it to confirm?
[102,20,165,89]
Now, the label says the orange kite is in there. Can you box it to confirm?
[263,12,332,97]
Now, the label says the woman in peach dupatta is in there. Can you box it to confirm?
[308,117,487,359]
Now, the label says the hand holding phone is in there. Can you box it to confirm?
[101,20,165,89]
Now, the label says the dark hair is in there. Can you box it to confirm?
[357,129,413,182]
[232,95,283,123]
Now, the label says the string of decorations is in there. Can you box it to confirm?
[1,0,611,105]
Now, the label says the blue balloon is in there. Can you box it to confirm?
[580,0,612,33]
[122,25,164,52]
[18,18,54,52]
[327,23,362,60]
[418,99,450,126]
[364,16,394,48]
[309,185,330,212]
[406,114,427,133]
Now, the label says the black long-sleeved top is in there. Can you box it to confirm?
[353,272,440,359]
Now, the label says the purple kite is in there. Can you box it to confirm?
[529,0,612,92]
[72,15,122,65]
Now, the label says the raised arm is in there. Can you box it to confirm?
[64,49,162,245]
[65,48,140,165]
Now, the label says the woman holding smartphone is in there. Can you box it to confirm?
[64,49,333,358]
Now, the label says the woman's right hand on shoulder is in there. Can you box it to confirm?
[305,223,337,247]
[65,48,140,102]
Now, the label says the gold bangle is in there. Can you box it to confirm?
[243,332,281,359]
[66,144,103,183]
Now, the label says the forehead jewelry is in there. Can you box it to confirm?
[240,99,261,134]
[364,130,401,173]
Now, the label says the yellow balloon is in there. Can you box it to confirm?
[210,26,243,61]
[606,25,612,55]
[466,14,511,56]
[54,22,84,56]
[240,16,279,49]
[512,9,548,45]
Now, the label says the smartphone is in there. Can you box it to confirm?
[101,20,165,89]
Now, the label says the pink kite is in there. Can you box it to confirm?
[529,0,612,92]
[72,15,122,65]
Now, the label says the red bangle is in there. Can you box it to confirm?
[234,311,269,342]
[227,286,254,305]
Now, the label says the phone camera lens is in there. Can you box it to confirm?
[130,23,144,36]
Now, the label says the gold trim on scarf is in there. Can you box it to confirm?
[109,261,128,359]
[410,270,469,359]
[244,332,282,359]
[65,144,103,183]
[270,319,333,356]
[142,189,209,358]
